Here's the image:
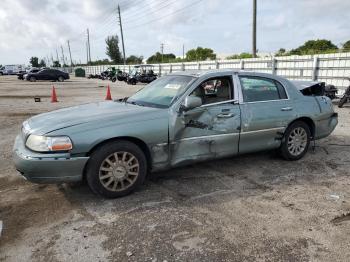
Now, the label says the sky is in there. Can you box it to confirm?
[0,0,349,65]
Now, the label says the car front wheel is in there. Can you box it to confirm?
[280,121,311,160]
[58,76,64,82]
[86,140,147,198]
[29,76,36,82]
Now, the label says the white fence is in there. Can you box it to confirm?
[67,52,350,92]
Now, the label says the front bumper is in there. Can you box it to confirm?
[13,135,89,184]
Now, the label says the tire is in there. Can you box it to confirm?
[30,76,36,82]
[111,77,116,83]
[279,121,311,161]
[338,95,348,108]
[58,76,64,82]
[85,140,147,198]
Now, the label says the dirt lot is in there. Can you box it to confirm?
[0,75,350,262]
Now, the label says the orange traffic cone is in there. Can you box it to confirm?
[51,86,58,103]
[105,85,112,100]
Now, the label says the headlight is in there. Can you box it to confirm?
[25,135,73,152]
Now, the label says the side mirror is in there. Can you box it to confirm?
[182,96,202,111]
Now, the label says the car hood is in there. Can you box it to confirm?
[27,101,167,135]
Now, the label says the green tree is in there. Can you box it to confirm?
[105,35,123,64]
[226,52,253,59]
[126,55,143,65]
[186,47,216,61]
[146,52,176,63]
[53,61,61,67]
[290,39,338,55]
[275,48,287,56]
[38,59,46,67]
[30,57,39,67]
[343,40,350,51]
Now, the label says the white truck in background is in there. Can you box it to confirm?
[0,65,25,75]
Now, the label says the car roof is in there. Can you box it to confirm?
[169,69,278,79]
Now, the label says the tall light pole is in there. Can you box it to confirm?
[160,43,164,63]
[252,0,257,58]
[87,28,91,64]
[118,4,126,65]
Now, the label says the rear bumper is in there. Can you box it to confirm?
[13,135,89,184]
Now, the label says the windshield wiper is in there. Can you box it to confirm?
[127,100,145,107]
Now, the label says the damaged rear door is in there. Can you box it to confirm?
[169,74,241,166]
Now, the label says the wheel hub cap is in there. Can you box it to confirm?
[99,151,140,192]
[287,127,307,156]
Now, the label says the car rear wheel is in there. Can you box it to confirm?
[29,76,36,82]
[86,140,147,198]
[280,121,311,160]
[58,76,64,82]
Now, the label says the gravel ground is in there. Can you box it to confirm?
[0,75,350,262]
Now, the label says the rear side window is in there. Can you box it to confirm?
[239,76,287,102]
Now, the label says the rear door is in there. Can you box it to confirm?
[238,75,295,154]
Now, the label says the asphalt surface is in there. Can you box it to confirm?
[0,75,350,262]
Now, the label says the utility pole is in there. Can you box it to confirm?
[55,49,59,64]
[117,4,126,65]
[87,28,91,64]
[86,41,89,64]
[60,45,66,66]
[161,43,164,63]
[67,40,73,66]
[252,0,257,58]
[182,44,185,59]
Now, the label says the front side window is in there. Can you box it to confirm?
[239,76,287,102]
[127,75,195,108]
[189,77,232,105]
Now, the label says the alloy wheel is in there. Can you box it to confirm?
[99,151,139,192]
[287,127,307,156]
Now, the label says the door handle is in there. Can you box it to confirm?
[217,113,235,118]
[281,107,293,111]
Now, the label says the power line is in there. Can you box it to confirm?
[123,0,203,29]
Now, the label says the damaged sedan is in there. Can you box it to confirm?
[13,70,338,198]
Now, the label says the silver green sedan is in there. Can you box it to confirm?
[13,70,338,198]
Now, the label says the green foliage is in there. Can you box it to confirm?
[343,40,350,51]
[89,59,113,66]
[105,35,123,64]
[38,59,46,67]
[146,52,176,63]
[53,61,61,67]
[290,39,338,55]
[186,47,216,61]
[126,55,143,65]
[226,53,253,59]
[275,48,287,56]
[30,57,39,67]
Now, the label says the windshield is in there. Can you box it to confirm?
[127,75,195,108]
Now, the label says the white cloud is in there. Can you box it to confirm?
[0,0,349,65]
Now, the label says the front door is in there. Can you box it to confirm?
[170,75,241,166]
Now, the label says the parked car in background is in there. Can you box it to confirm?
[0,64,25,75]
[13,70,338,198]
[17,68,40,80]
[25,69,69,82]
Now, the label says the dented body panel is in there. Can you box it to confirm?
[13,70,338,183]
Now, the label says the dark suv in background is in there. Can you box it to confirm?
[25,69,69,82]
